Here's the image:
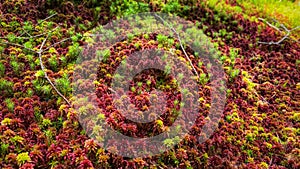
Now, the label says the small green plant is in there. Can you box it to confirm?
[134,42,141,49]
[1,118,11,125]
[23,21,33,32]
[16,152,31,166]
[10,135,24,145]
[42,118,52,127]
[201,153,209,162]
[60,56,67,67]
[143,34,149,40]
[0,62,5,77]
[5,98,14,112]
[110,0,149,17]
[156,119,164,128]
[164,64,172,75]
[42,85,52,96]
[146,80,151,86]
[157,34,168,45]
[229,68,240,81]
[127,33,134,42]
[7,33,16,43]
[174,99,179,106]
[162,0,181,13]
[55,73,72,96]
[96,49,111,62]
[131,86,136,92]
[167,38,174,47]
[67,43,82,61]
[199,73,209,85]
[44,129,53,145]
[198,61,203,67]
[35,70,45,78]
[229,48,239,60]
[225,115,232,122]
[0,79,13,96]
[23,41,33,49]
[163,138,175,148]
[48,55,58,71]
[246,133,255,142]
[10,60,20,74]
[0,143,9,156]
[137,82,143,87]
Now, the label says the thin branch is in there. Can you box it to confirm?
[258,31,290,45]
[258,18,281,32]
[258,17,300,45]
[0,26,60,40]
[24,30,33,38]
[37,34,71,105]
[291,26,300,32]
[39,33,49,52]
[17,31,26,38]
[44,37,71,51]
[0,41,36,53]
[154,13,200,79]
[0,25,71,105]
[39,13,57,24]
[25,26,61,40]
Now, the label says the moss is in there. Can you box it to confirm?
[1,118,12,125]
[246,133,255,142]
[5,98,14,112]
[259,162,269,169]
[156,119,164,127]
[16,152,31,166]
[0,62,5,77]
[42,118,52,127]
[290,112,300,122]
[265,142,272,149]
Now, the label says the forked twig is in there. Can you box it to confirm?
[0,26,60,40]
[258,18,300,45]
[259,18,280,32]
[0,15,72,105]
[0,41,36,53]
[37,34,71,105]
[44,37,71,51]
[154,14,200,79]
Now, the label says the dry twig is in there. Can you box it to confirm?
[37,34,71,105]
[258,18,300,45]
[39,13,58,24]
[154,14,200,79]
[0,14,72,105]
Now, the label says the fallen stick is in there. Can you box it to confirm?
[258,18,300,45]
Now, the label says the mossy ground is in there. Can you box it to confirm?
[0,0,299,168]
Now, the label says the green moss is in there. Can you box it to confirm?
[5,98,14,112]
[260,161,269,169]
[42,118,52,127]
[265,142,272,149]
[291,112,300,122]
[0,62,5,77]
[1,118,11,125]
[156,119,164,127]
[237,0,300,30]
[10,135,24,145]
[246,133,255,142]
[16,152,31,166]
[0,143,9,156]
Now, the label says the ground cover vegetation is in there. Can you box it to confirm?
[0,0,299,168]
